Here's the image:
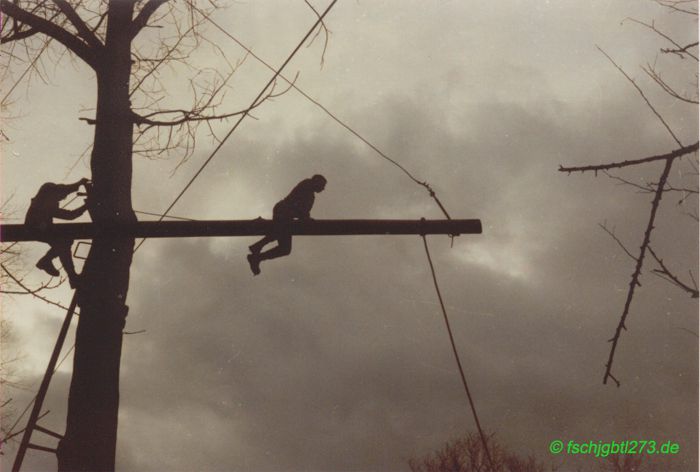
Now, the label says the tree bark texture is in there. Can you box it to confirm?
[57,2,137,470]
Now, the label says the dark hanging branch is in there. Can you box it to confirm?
[602,157,676,387]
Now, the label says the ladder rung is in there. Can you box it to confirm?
[34,424,64,440]
[27,443,57,454]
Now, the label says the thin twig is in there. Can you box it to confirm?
[648,246,699,297]
[597,46,682,147]
[0,264,69,310]
[598,223,638,262]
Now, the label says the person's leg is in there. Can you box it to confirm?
[54,240,79,287]
[247,233,291,276]
[36,245,60,277]
[258,233,292,260]
[249,235,274,254]
[247,206,293,275]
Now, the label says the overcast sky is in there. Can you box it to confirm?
[1,1,698,471]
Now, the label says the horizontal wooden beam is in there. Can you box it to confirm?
[1,219,482,242]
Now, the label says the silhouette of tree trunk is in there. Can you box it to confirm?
[1,2,141,468]
[58,4,137,468]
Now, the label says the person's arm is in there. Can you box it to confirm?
[67,178,90,193]
[54,204,87,221]
[295,194,315,220]
[53,178,91,200]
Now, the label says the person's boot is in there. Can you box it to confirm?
[249,243,262,254]
[36,258,60,277]
[247,254,261,276]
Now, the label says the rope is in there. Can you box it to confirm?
[133,0,339,252]
[133,210,194,221]
[421,235,495,471]
[189,3,451,221]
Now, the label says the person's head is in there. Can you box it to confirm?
[36,183,63,202]
[311,174,327,192]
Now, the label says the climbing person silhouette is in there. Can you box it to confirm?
[247,174,327,275]
[25,178,91,288]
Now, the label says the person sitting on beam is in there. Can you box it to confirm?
[247,174,327,276]
[25,178,91,288]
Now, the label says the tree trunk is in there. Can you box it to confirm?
[57,2,136,470]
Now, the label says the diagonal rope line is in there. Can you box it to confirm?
[421,235,495,472]
[133,210,194,221]
[188,3,452,220]
[133,0,339,252]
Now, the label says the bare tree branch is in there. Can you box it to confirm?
[604,170,699,195]
[559,141,698,173]
[52,0,103,49]
[0,0,98,69]
[662,41,699,56]
[603,157,675,386]
[0,263,70,310]
[622,17,698,61]
[1,35,53,107]
[642,64,699,104]
[128,22,197,96]
[648,246,699,297]
[597,46,683,147]
[130,0,170,39]
[598,223,638,262]
[303,0,330,67]
[656,0,698,16]
[1,26,38,43]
